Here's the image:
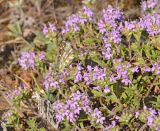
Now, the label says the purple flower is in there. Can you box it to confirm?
[74,64,108,85]
[92,66,106,81]
[151,63,158,72]
[104,86,111,94]
[124,20,140,31]
[147,116,154,126]
[70,91,90,110]
[116,67,127,79]
[109,29,121,43]
[93,86,101,90]
[48,22,57,32]
[132,66,139,73]
[74,63,84,83]
[90,108,105,125]
[82,6,93,21]
[83,72,91,85]
[156,68,160,75]
[75,65,107,84]
[43,24,48,35]
[106,120,116,130]
[141,1,147,11]
[52,91,91,123]
[87,65,92,73]
[52,101,66,122]
[102,41,113,60]
[139,13,160,36]
[121,78,131,85]
[98,5,123,35]
[135,111,140,118]
[149,108,157,116]
[77,63,83,71]
[74,71,83,83]
[14,88,21,96]
[113,58,123,64]
[111,61,132,85]
[102,5,123,25]
[4,84,28,101]
[43,73,59,90]
[98,20,106,34]
[141,0,159,11]
[142,66,151,72]
[18,52,35,70]
[151,63,160,74]
[37,52,45,61]
[62,14,80,34]
[115,115,120,120]
[110,75,117,82]
[62,7,93,34]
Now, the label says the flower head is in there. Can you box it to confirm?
[18,52,35,70]
[48,22,57,32]
[52,91,90,123]
[90,108,105,125]
[139,13,160,36]
[104,86,111,94]
[141,0,159,11]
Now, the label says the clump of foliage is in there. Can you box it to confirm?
[4,0,160,130]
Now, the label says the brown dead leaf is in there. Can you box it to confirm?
[16,69,37,90]
[154,86,160,94]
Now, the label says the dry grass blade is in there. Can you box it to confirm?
[0,17,11,24]
[0,37,24,47]
[0,0,5,4]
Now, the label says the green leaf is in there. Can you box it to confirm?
[61,120,73,131]
[90,51,105,66]
[121,92,127,100]
[83,37,95,45]
[27,118,37,129]
[92,90,103,97]
[134,57,146,65]
[151,49,158,59]
[133,30,141,42]
[8,22,22,37]
[137,75,142,82]
[151,35,160,50]
[79,122,84,129]
[131,43,138,50]
[107,95,117,102]
[38,128,46,131]
[142,44,153,59]
[46,41,58,62]
[119,112,133,125]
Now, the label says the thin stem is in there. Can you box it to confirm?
[14,74,30,88]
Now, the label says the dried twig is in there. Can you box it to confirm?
[0,17,11,24]
[0,38,24,47]
[0,0,4,4]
